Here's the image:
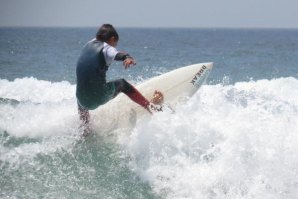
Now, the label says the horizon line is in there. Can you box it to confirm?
[1,25,298,30]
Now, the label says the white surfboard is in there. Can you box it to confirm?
[92,62,213,132]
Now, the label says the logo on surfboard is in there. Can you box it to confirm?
[190,65,210,87]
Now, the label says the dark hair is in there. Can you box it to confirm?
[96,24,119,42]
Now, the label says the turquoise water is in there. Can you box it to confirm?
[1,28,298,198]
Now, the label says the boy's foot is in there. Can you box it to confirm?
[150,90,164,105]
[149,90,164,112]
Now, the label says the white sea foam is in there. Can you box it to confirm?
[1,77,298,198]
[119,77,298,199]
[0,77,79,137]
[0,78,80,170]
[0,77,75,103]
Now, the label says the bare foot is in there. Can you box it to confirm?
[150,90,164,105]
[149,90,164,112]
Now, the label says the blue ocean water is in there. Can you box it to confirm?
[1,28,298,199]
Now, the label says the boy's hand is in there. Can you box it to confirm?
[123,58,136,69]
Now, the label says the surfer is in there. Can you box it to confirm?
[76,24,163,134]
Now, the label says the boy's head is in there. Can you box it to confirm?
[96,24,119,46]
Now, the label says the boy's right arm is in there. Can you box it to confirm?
[115,52,136,69]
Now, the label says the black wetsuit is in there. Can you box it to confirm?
[76,39,135,110]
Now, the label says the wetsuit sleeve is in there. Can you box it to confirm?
[114,52,133,61]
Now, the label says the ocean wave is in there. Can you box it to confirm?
[0,77,75,103]
[119,76,298,199]
[1,76,298,198]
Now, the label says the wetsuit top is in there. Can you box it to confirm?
[76,39,117,109]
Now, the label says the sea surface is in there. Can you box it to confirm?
[1,27,298,199]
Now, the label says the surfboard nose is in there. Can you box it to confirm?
[203,62,214,70]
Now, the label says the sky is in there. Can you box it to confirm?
[0,0,298,28]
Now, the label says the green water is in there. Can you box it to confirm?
[0,132,161,199]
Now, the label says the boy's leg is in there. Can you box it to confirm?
[78,103,90,136]
[110,79,151,112]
